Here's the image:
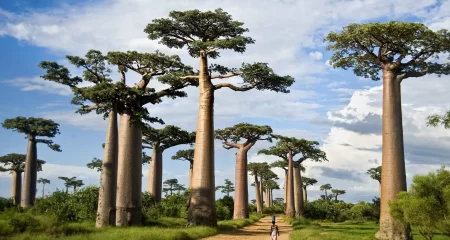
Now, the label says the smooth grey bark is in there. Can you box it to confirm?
[285,153,295,217]
[96,109,118,228]
[11,171,22,204]
[21,136,37,208]
[293,165,304,217]
[147,143,162,202]
[233,148,249,219]
[254,176,262,214]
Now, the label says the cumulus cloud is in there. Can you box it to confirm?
[309,51,323,60]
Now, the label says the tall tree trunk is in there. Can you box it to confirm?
[21,135,37,208]
[283,172,287,208]
[303,186,307,202]
[264,189,269,207]
[293,165,304,217]
[42,183,45,198]
[254,176,262,214]
[286,153,295,217]
[11,171,21,204]
[188,51,216,227]
[376,70,411,240]
[334,194,338,202]
[259,177,264,212]
[65,186,68,194]
[188,161,193,189]
[269,189,273,207]
[96,109,118,228]
[116,114,143,226]
[147,143,162,202]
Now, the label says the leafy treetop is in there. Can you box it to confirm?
[172,149,195,165]
[37,178,50,184]
[258,135,327,164]
[145,9,294,94]
[145,8,254,59]
[86,158,103,172]
[216,179,235,196]
[367,166,382,183]
[331,189,346,195]
[142,125,196,151]
[215,123,272,150]
[248,162,270,178]
[325,21,450,81]
[2,117,61,152]
[265,179,280,190]
[320,184,332,191]
[427,111,450,129]
[0,153,45,172]
[301,177,318,188]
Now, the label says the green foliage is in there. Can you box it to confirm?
[216,179,235,196]
[217,213,263,231]
[142,192,189,220]
[304,200,352,222]
[427,110,450,129]
[216,196,234,220]
[0,154,46,172]
[32,187,99,222]
[86,158,102,172]
[248,162,270,178]
[347,200,380,222]
[367,166,381,183]
[142,125,195,150]
[0,197,14,211]
[258,135,327,164]
[145,8,255,59]
[171,149,194,168]
[215,123,272,149]
[302,177,318,188]
[390,166,450,239]
[261,205,284,215]
[2,117,60,138]
[324,21,450,81]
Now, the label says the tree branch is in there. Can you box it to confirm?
[214,83,253,91]
[354,39,380,64]
[397,68,428,81]
[179,75,200,79]
[120,70,126,84]
[223,142,241,149]
[210,72,242,79]
[142,145,152,149]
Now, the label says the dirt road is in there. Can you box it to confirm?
[202,216,292,240]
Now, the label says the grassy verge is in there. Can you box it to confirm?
[283,216,450,240]
[1,211,264,240]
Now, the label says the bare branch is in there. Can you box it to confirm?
[210,72,243,79]
[120,70,126,84]
[397,68,428,81]
[142,145,153,149]
[81,105,99,111]
[214,83,253,91]
[223,142,241,149]
[179,75,200,79]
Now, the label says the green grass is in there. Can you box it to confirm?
[1,212,264,240]
[284,217,449,240]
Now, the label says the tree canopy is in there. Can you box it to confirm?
[302,177,318,188]
[324,21,450,81]
[215,123,272,150]
[172,149,194,163]
[248,162,270,178]
[87,158,103,172]
[142,125,195,150]
[37,178,50,185]
[2,117,61,151]
[258,135,327,163]
[367,166,382,183]
[0,153,45,172]
[427,111,450,129]
[320,184,332,191]
[216,179,235,196]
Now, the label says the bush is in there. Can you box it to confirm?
[216,196,234,220]
[0,197,14,211]
[142,192,189,222]
[262,205,284,215]
[8,214,41,233]
[304,200,353,222]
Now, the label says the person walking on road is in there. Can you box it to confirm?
[270,220,280,240]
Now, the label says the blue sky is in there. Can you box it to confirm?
[0,0,449,203]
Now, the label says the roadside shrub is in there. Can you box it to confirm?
[263,205,284,214]
[0,197,14,211]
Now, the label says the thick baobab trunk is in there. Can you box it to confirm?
[302,186,307,202]
[116,114,143,226]
[233,149,249,219]
[334,193,338,202]
[21,135,37,208]
[293,165,304,217]
[286,153,295,217]
[264,189,269,207]
[11,171,22,204]
[270,190,273,207]
[96,110,118,228]
[259,177,264,211]
[147,143,163,202]
[283,172,287,208]
[254,177,262,214]
[188,51,217,226]
[376,70,411,240]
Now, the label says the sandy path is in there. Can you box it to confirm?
[202,216,292,240]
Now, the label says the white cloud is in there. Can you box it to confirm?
[309,51,323,60]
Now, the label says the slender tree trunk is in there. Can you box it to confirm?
[259,177,264,212]
[286,153,295,217]
[303,186,307,202]
[188,161,193,189]
[293,165,304,217]
[188,51,217,227]
[42,183,45,198]
[147,143,162,202]
[21,135,37,208]
[11,171,21,204]
[334,194,338,202]
[116,113,143,226]
[96,109,118,228]
[264,189,269,207]
[376,70,411,240]
[254,176,262,214]
[65,186,68,194]
[283,172,287,209]
[325,190,328,201]
[269,189,273,207]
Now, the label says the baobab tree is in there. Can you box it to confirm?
[145,8,294,226]
[270,160,288,206]
[87,158,103,172]
[174,183,186,195]
[216,179,235,197]
[72,179,84,192]
[248,162,268,214]
[171,149,194,189]
[367,166,382,194]
[293,162,306,217]
[40,49,195,227]
[260,168,278,208]
[301,177,317,202]
[325,21,450,239]
[0,154,45,204]
[332,189,346,201]
[320,184,332,201]
[37,178,50,198]
[163,179,179,195]
[58,176,76,193]
[258,135,327,217]
[142,125,195,202]
[2,117,61,208]
[215,123,272,219]
[265,179,280,207]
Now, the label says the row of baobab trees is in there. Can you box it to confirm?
[3,7,450,240]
